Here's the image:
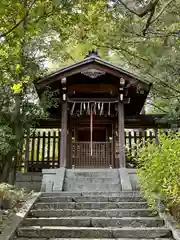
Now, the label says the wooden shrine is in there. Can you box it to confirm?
[34,50,159,169]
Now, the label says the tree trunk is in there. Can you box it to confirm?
[8,0,28,185]
[1,155,13,183]
[8,156,17,185]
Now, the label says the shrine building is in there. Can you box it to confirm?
[32,49,159,170]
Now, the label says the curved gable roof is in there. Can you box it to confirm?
[36,54,152,92]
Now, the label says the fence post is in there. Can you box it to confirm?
[154,128,159,145]
[24,131,30,172]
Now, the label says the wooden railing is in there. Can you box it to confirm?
[16,129,156,172]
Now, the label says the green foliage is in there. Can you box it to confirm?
[0,0,179,181]
[0,126,16,156]
[136,132,180,212]
[0,183,27,207]
[0,183,29,233]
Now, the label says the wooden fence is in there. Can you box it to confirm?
[16,130,61,172]
[120,130,156,168]
[123,130,155,156]
[16,129,156,172]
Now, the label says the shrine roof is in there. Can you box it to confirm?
[36,50,152,91]
[35,50,152,116]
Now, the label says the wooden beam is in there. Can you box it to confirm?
[36,114,167,128]
[68,84,118,94]
[68,97,118,103]
[68,97,130,104]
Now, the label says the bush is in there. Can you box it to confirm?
[0,183,27,209]
[0,125,16,156]
[136,131,180,218]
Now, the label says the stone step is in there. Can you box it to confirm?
[23,217,164,227]
[39,195,145,203]
[29,209,157,218]
[66,169,119,179]
[82,191,143,197]
[34,202,148,210]
[17,226,171,238]
[64,183,122,192]
[64,177,120,184]
[16,238,174,240]
[41,192,82,197]
[41,191,143,198]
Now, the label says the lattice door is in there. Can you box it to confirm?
[72,142,112,168]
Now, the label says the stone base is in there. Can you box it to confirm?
[41,168,65,192]
[119,168,132,191]
[15,168,139,192]
[16,172,42,191]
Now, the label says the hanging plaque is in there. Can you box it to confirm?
[81,68,105,79]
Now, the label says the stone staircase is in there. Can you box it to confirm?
[63,169,122,192]
[15,169,172,239]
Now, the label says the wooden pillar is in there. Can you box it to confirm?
[66,122,70,168]
[60,78,68,168]
[111,123,115,168]
[118,77,126,168]
[67,119,72,168]
[74,125,78,142]
[118,100,126,167]
[105,126,108,142]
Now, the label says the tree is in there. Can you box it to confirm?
[0,0,109,182]
[0,0,66,182]
[0,0,179,183]
[79,0,180,119]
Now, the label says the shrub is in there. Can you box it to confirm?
[136,131,180,218]
[0,183,27,209]
[0,125,16,156]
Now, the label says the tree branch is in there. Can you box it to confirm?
[149,0,174,25]
[143,0,174,35]
[143,4,156,36]
[118,0,142,16]
[96,43,153,65]
[118,0,159,17]
[0,0,36,39]
[97,44,180,97]
[147,102,168,113]
[117,0,173,36]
